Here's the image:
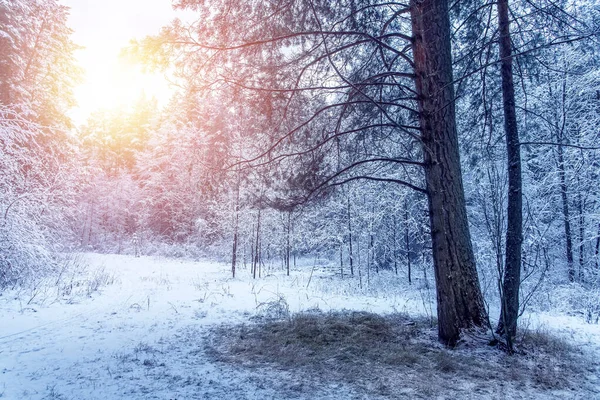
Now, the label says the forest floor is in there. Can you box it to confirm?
[0,253,599,399]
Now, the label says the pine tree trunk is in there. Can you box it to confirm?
[410,0,488,345]
[496,0,523,345]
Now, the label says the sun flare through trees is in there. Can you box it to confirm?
[1,0,600,398]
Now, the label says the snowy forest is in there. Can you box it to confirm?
[2,0,600,399]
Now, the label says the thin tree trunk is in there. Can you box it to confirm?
[258,235,262,278]
[577,190,585,281]
[231,228,238,278]
[595,222,600,270]
[392,214,398,275]
[496,0,523,346]
[347,196,354,276]
[411,0,488,345]
[365,196,371,285]
[231,177,240,278]
[357,236,362,289]
[243,240,247,270]
[250,223,255,276]
[253,210,261,280]
[286,211,291,276]
[552,74,576,282]
[88,199,94,247]
[404,205,412,285]
[557,142,575,281]
[340,244,344,279]
[371,205,377,274]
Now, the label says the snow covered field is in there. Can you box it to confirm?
[1,253,599,399]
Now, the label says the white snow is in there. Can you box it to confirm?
[0,253,598,399]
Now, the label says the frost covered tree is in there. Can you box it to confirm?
[525,42,600,282]
[133,0,489,345]
[55,0,600,348]
[0,106,79,286]
[0,0,80,127]
[0,0,80,287]
[453,0,599,346]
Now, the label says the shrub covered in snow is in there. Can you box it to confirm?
[0,107,78,288]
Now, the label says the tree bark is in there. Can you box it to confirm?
[577,190,585,281]
[557,138,575,281]
[340,244,344,278]
[595,222,600,270]
[496,0,523,344]
[231,175,240,278]
[253,210,261,279]
[404,205,412,284]
[410,0,488,345]
[347,196,355,276]
[392,213,398,275]
[552,76,575,282]
[286,211,291,276]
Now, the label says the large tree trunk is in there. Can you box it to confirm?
[496,0,523,345]
[410,0,488,345]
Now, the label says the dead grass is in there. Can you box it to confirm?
[205,311,600,399]
[516,326,594,391]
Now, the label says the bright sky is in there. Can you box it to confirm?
[60,0,189,125]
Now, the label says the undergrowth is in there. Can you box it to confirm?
[206,310,599,399]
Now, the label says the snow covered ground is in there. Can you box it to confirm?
[0,253,599,399]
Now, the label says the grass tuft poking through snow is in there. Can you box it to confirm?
[206,310,600,399]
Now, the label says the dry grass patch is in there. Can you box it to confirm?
[205,310,600,399]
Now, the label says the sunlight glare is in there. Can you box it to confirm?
[70,42,171,124]
[60,0,190,125]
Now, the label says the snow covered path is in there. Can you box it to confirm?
[1,254,599,399]
[0,254,415,399]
